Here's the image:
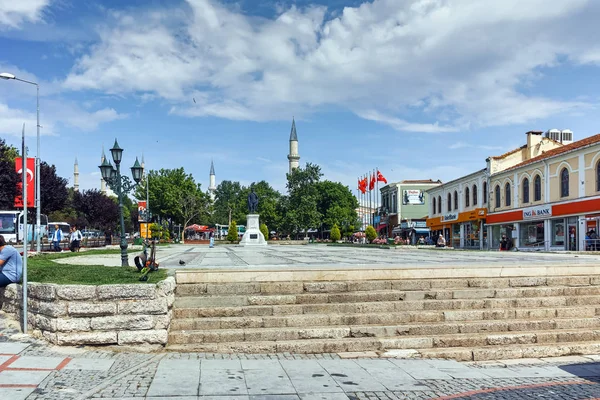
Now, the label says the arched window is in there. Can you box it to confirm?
[560,168,569,197]
[437,195,442,213]
[447,193,451,212]
[465,187,470,207]
[483,182,487,204]
[522,178,529,204]
[472,184,478,205]
[495,185,500,208]
[597,161,600,192]
[432,197,436,215]
[534,175,541,201]
[505,183,511,207]
[454,191,458,210]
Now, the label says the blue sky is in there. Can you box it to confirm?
[1,0,600,197]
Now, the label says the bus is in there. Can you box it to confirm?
[0,210,48,243]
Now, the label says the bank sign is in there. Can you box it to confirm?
[523,205,552,220]
[442,213,458,222]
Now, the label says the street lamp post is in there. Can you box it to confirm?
[0,72,42,253]
[99,139,144,267]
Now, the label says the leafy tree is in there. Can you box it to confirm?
[283,163,323,236]
[227,220,238,243]
[0,139,18,210]
[330,224,341,241]
[259,223,269,240]
[316,180,359,235]
[179,189,211,230]
[72,189,119,231]
[365,225,377,243]
[39,161,69,215]
[213,181,243,226]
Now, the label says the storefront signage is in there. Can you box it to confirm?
[442,213,458,222]
[400,221,428,229]
[523,205,552,220]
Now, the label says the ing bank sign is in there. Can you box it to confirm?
[441,213,458,222]
[523,205,552,220]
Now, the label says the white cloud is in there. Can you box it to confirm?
[0,0,51,29]
[63,0,600,130]
[0,102,53,136]
[449,141,503,151]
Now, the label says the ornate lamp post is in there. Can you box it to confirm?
[99,139,144,266]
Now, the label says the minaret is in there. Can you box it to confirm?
[100,148,107,195]
[287,117,300,174]
[208,160,216,201]
[74,157,80,192]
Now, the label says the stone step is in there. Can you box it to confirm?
[168,317,600,344]
[175,276,600,296]
[173,286,600,308]
[170,306,599,331]
[176,268,600,285]
[418,341,600,362]
[166,329,600,355]
[172,295,600,318]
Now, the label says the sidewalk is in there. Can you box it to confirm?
[1,314,600,400]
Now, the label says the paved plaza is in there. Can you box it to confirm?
[57,244,600,269]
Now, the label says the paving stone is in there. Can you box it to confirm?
[146,359,200,397]
[62,358,115,370]
[0,387,37,400]
[0,342,30,354]
[8,356,66,369]
[0,370,52,385]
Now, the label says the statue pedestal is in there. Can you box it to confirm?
[239,214,267,246]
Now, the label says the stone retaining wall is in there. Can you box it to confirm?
[1,277,175,346]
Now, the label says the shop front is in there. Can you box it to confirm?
[426,208,487,249]
[487,198,600,251]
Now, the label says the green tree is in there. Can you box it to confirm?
[283,163,323,237]
[72,190,120,231]
[0,139,18,210]
[227,220,238,243]
[213,181,243,225]
[39,161,69,215]
[259,223,269,240]
[316,180,359,234]
[330,224,341,241]
[365,225,377,243]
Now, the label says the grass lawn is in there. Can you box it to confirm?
[27,250,168,285]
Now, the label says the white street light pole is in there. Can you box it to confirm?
[0,73,42,253]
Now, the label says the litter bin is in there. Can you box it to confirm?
[387,238,394,245]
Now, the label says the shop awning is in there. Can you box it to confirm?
[414,228,430,235]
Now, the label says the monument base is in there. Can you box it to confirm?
[239,214,267,246]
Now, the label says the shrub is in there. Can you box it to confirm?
[330,224,341,241]
[259,223,269,240]
[365,225,377,243]
[227,221,238,243]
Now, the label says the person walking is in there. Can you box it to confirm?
[70,225,82,252]
[51,224,63,252]
[0,235,23,287]
[209,230,215,248]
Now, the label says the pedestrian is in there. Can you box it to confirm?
[70,225,82,252]
[51,224,63,252]
[0,235,23,287]
[436,234,446,248]
[209,230,215,248]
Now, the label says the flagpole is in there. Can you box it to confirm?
[376,167,379,235]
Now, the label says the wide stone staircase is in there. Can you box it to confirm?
[167,266,600,361]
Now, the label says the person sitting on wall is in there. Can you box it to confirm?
[418,236,426,245]
[0,235,23,287]
[436,234,446,248]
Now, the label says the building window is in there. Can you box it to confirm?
[447,193,451,212]
[522,178,529,204]
[465,187,470,207]
[495,185,500,208]
[432,197,436,215]
[560,168,569,197]
[472,184,477,205]
[483,182,487,204]
[597,161,600,192]
[437,195,442,214]
[534,175,541,201]
[454,191,458,210]
[505,183,511,207]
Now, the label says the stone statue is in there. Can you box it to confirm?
[247,187,259,213]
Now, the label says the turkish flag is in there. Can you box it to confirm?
[377,170,387,184]
[369,173,375,191]
[15,157,35,208]
[358,177,367,194]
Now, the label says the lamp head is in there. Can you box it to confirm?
[110,138,123,165]
[131,157,143,183]
[0,73,16,80]
[99,158,113,181]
